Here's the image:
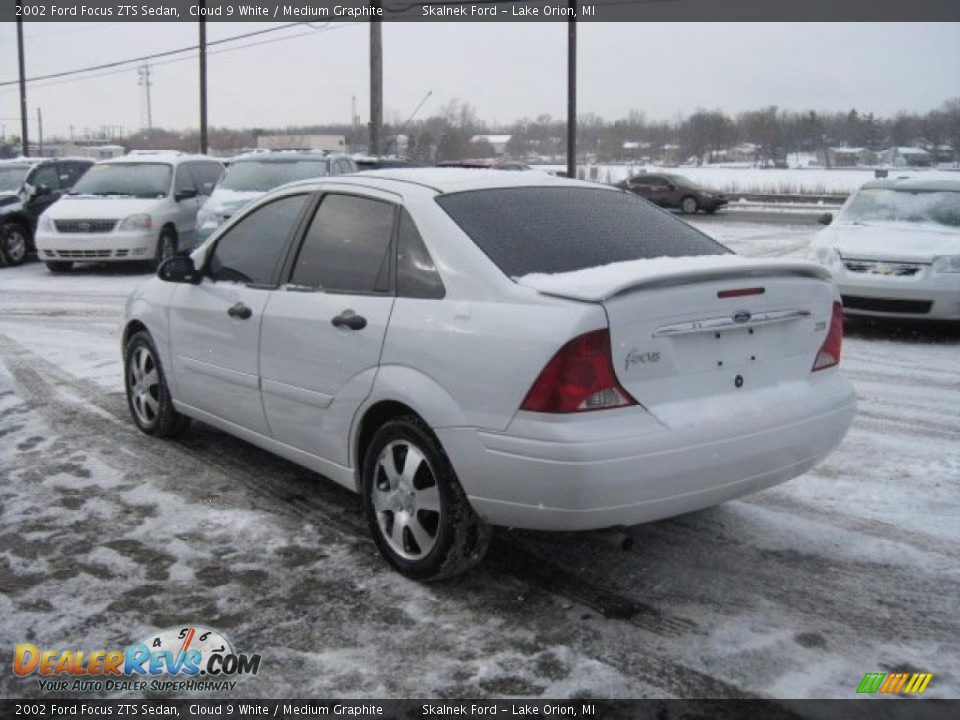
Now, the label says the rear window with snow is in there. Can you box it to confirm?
[435,187,729,277]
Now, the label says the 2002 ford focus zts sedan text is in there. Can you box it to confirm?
[122,169,856,579]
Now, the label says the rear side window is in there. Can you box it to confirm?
[30,164,61,191]
[436,187,728,277]
[397,209,444,299]
[58,161,91,188]
[290,194,394,294]
[209,194,309,285]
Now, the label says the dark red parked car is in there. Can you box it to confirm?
[615,172,728,214]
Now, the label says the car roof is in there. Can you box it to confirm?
[861,174,960,192]
[296,167,608,194]
[231,152,336,164]
[97,153,221,166]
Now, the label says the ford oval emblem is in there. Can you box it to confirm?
[733,310,752,324]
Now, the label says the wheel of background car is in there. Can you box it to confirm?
[155,229,177,269]
[45,261,73,273]
[362,415,491,581]
[1,223,29,267]
[680,196,699,214]
[124,330,190,438]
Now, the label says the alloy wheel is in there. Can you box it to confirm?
[128,345,160,427]
[4,227,27,264]
[372,440,442,560]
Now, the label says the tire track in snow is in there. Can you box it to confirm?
[0,332,765,701]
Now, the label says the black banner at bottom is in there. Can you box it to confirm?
[1,699,956,720]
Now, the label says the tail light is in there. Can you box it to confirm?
[812,301,844,372]
[521,328,638,413]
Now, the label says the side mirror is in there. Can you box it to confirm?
[666,183,676,190]
[35,184,52,197]
[158,256,201,284]
[817,212,833,226]
[175,188,198,202]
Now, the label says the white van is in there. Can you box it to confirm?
[35,154,223,272]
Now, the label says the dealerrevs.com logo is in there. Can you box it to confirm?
[856,672,933,695]
[14,625,261,693]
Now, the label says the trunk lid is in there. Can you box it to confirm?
[517,256,837,412]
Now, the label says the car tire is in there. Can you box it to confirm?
[0,222,30,267]
[680,196,699,214]
[362,415,491,580]
[124,330,190,438]
[45,261,73,273]
[154,229,177,270]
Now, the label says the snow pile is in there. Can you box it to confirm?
[515,254,827,301]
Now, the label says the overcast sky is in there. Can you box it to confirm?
[0,22,958,139]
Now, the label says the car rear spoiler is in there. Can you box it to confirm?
[514,256,832,302]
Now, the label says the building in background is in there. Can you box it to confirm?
[256,134,346,152]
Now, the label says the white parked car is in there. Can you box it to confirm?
[809,176,960,320]
[122,170,855,579]
[35,154,223,272]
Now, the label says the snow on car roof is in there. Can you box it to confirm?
[98,153,221,165]
[325,167,609,194]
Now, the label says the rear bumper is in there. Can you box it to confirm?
[438,373,855,531]
[35,230,157,262]
[836,273,960,320]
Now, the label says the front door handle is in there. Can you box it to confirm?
[227,302,252,320]
[331,310,367,330]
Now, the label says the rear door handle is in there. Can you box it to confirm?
[227,302,252,320]
[331,311,367,330]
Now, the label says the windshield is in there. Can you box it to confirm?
[0,165,30,193]
[436,187,729,278]
[219,159,331,192]
[840,188,960,228]
[71,163,172,198]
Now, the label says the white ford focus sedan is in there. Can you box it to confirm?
[122,169,855,579]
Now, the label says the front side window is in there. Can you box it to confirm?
[290,194,395,294]
[436,187,729,278]
[208,194,309,285]
[30,164,61,192]
[174,164,197,195]
[189,162,224,195]
[71,163,172,198]
[58,161,91,188]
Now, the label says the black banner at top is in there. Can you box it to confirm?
[3,0,960,23]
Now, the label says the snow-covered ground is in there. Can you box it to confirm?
[538,164,959,195]
[1,220,958,700]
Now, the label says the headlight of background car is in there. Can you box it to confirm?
[38,214,54,232]
[931,255,960,273]
[118,214,152,231]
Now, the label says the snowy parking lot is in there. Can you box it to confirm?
[1,216,958,700]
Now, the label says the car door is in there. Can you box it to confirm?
[627,175,653,199]
[644,176,672,206]
[25,164,62,228]
[167,192,311,435]
[259,189,398,467]
[172,162,201,247]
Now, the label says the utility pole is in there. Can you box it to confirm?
[37,107,43,156]
[369,3,382,156]
[199,2,208,154]
[566,1,577,179]
[16,4,29,156]
[138,63,154,132]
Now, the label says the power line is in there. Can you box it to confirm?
[0,22,308,88]
[0,23,363,95]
